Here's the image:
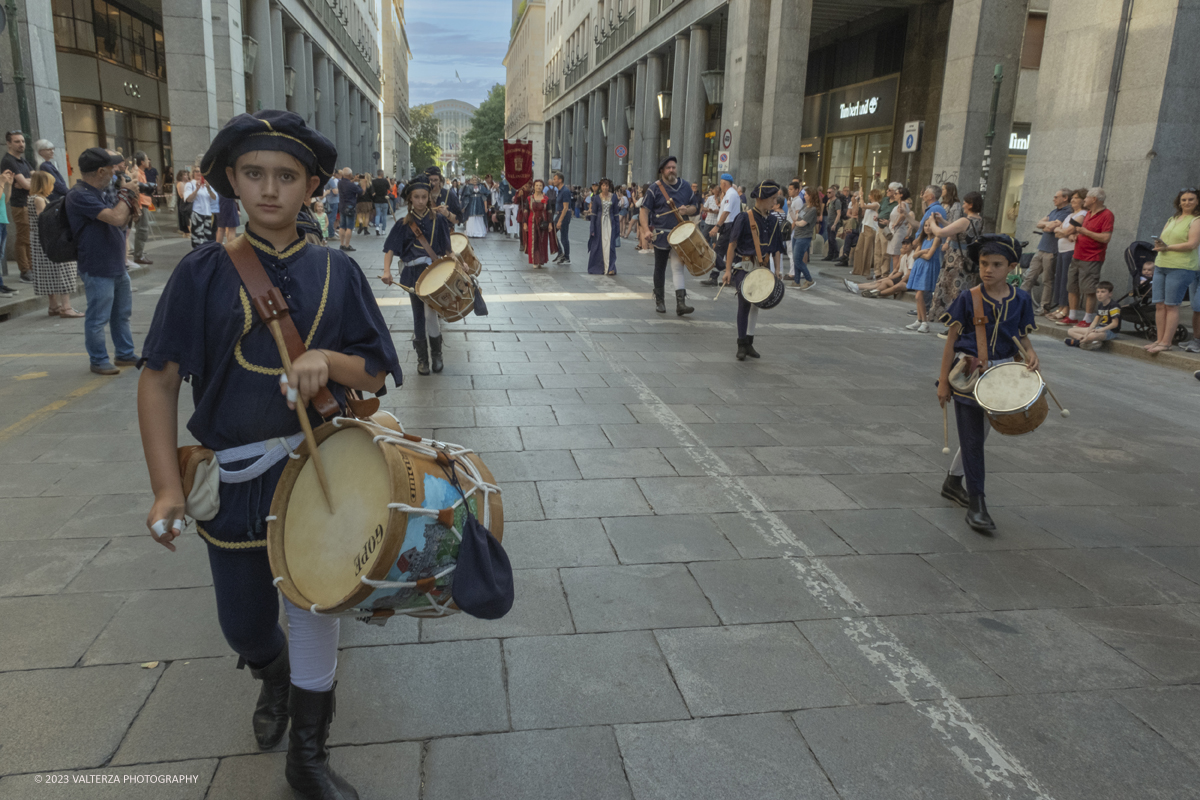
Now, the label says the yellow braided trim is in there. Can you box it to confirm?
[247,235,308,260]
[197,524,267,550]
[234,250,331,375]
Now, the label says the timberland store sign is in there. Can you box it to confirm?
[824,76,898,135]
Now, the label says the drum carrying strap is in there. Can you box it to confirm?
[970,285,990,371]
[406,216,441,263]
[223,236,376,420]
[655,180,686,228]
[747,210,767,269]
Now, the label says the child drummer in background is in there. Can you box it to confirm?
[723,179,786,361]
[137,110,401,800]
[936,233,1039,533]
[382,174,451,376]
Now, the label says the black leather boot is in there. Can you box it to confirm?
[413,338,430,376]
[941,473,969,508]
[675,289,694,316]
[736,337,750,361]
[429,335,444,373]
[966,494,996,533]
[744,335,761,358]
[654,288,666,313]
[285,684,359,800]
[247,649,290,749]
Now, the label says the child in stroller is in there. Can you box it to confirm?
[1118,241,1190,343]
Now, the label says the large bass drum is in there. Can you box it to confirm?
[450,232,481,276]
[267,414,503,619]
[416,257,476,322]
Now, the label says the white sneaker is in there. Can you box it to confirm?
[844,279,858,293]
[1182,338,1200,353]
[905,321,922,331]
[917,322,929,333]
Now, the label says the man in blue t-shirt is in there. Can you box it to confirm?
[336,168,360,251]
[551,172,573,264]
[1022,187,1072,314]
[66,147,138,375]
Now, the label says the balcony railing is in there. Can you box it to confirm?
[564,53,589,90]
[544,80,561,104]
[595,7,636,65]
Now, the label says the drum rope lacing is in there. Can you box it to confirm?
[274,414,502,617]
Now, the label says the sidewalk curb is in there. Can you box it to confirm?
[824,267,1200,374]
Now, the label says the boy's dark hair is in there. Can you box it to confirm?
[902,236,915,245]
[1097,280,1114,292]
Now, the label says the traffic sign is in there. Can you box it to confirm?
[718,151,729,168]
[721,129,732,149]
[901,121,922,153]
[615,145,627,158]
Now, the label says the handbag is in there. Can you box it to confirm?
[443,460,513,619]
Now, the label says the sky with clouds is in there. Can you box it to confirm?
[406,0,510,108]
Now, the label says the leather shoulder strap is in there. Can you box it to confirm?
[747,210,766,267]
[970,285,989,370]
[656,180,684,225]
[406,215,440,262]
[224,236,340,419]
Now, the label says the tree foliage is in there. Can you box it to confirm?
[461,84,506,178]
[410,104,441,174]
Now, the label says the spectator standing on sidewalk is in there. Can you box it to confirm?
[2,131,33,283]
[788,180,818,289]
[130,152,155,264]
[66,147,138,375]
[0,168,18,297]
[1146,188,1200,354]
[1047,188,1087,320]
[1060,187,1114,328]
[174,170,191,238]
[873,183,899,278]
[322,172,339,239]
[1023,188,1072,314]
[28,171,82,317]
[184,167,218,248]
[821,184,843,261]
[551,172,573,265]
[372,170,391,235]
[702,173,741,284]
[34,140,68,201]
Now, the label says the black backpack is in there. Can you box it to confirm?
[37,195,78,263]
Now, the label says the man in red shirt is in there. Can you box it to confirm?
[1064,187,1114,327]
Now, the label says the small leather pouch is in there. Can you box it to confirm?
[178,445,219,521]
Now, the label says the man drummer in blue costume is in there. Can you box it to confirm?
[425,165,461,228]
[381,174,452,376]
[137,109,402,800]
[640,154,701,316]
[722,179,786,362]
[937,233,1039,534]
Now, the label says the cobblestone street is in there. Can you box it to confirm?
[2,227,1200,799]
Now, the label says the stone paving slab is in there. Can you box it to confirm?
[561,564,720,632]
[1033,547,1200,605]
[795,703,993,800]
[205,742,420,800]
[923,550,1104,609]
[113,657,264,764]
[711,511,855,558]
[655,623,851,716]
[424,726,632,800]
[0,495,89,541]
[333,640,508,743]
[816,508,966,554]
[615,714,840,800]
[498,519,618,568]
[0,593,126,671]
[64,535,212,593]
[504,631,689,729]
[0,538,107,596]
[51,492,157,539]
[937,609,1156,692]
[82,587,230,665]
[419,568,574,642]
[0,663,162,773]
[964,692,1200,800]
[797,615,1012,703]
[600,514,739,563]
[1063,604,1200,683]
[821,553,981,615]
[688,558,849,623]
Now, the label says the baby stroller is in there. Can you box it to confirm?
[1119,241,1190,343]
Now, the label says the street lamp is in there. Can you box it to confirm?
[624,106,634,129]
[601,116,607,137]
[657,90,671,119]
[700,71,724,105]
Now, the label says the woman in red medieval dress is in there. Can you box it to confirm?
[524,179,558,268]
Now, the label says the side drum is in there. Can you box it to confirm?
[667,221,716,277]
[416,257,476,322]
[267,415,504,618]
[450,232,481,276]
[973,361,1048,436]
[739,267,785,309]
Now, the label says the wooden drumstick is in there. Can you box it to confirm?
[714,280,726,302]
[942,402,951,455]
[1011,335,1070,418]
[267,319,335,513]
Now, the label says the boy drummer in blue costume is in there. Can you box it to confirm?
[381,174,451,376]
[936,233,1039,533]
[137,110,401,800]
[722,179,787,361]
